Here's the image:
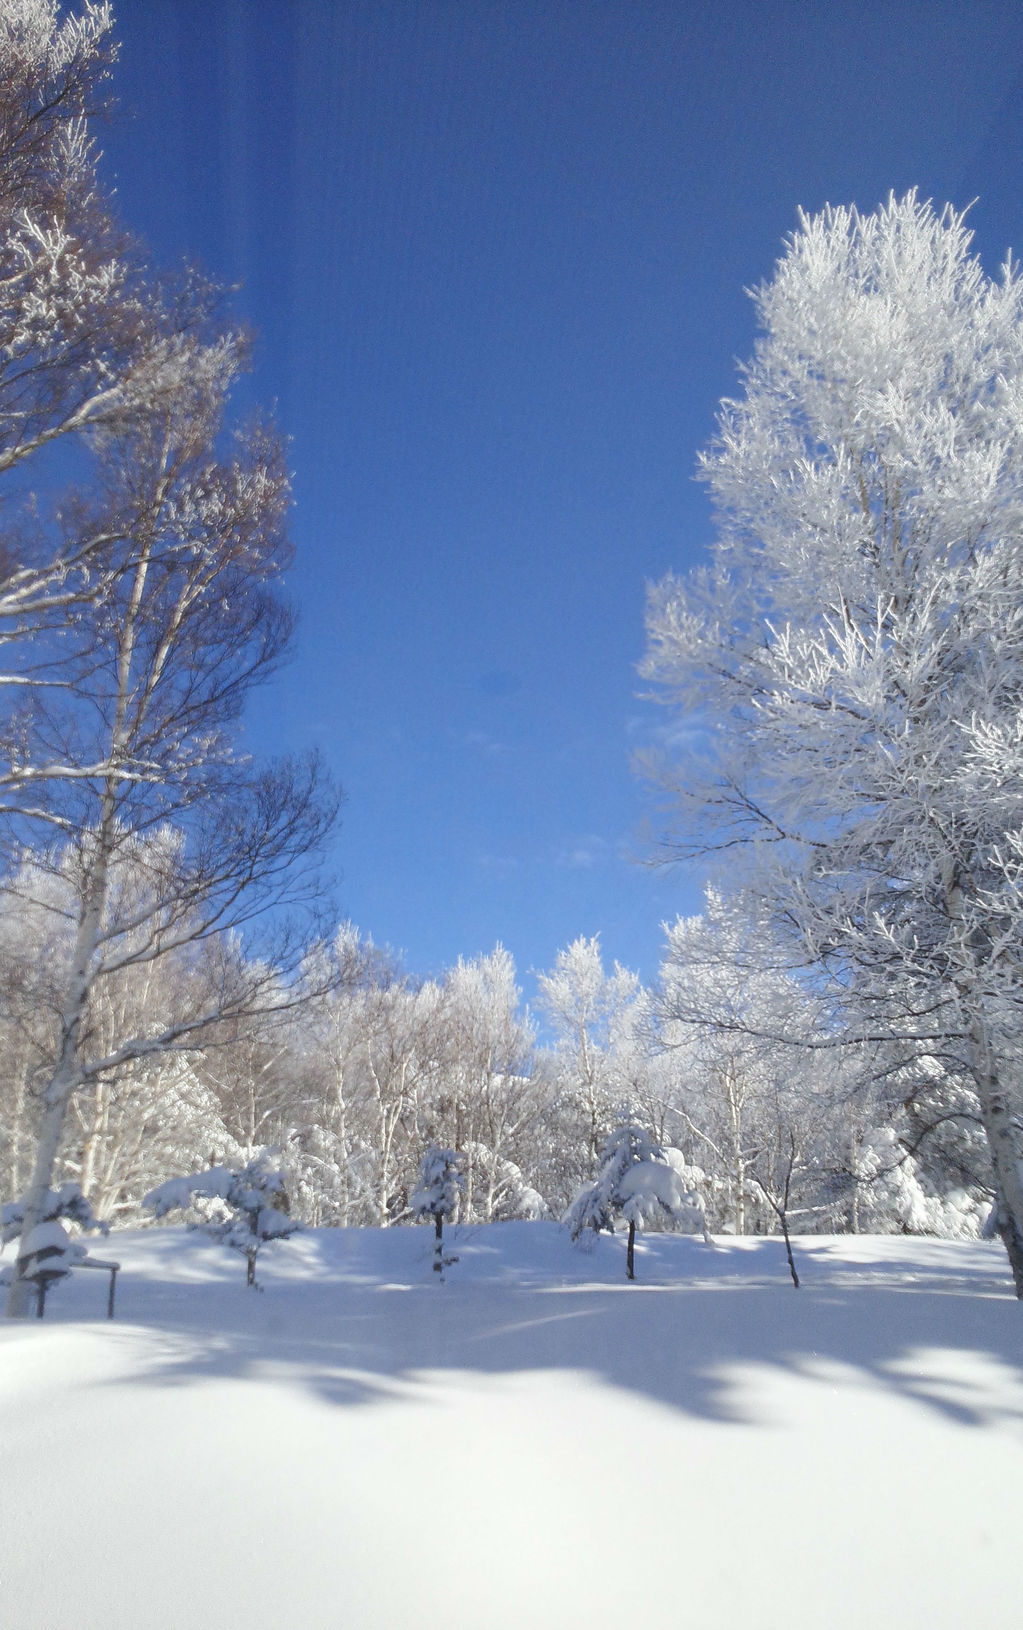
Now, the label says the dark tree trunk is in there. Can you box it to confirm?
[434,1212,444,1276]
[626,1218,636,1281]
[972,1036,1023,1298]
[779,1212,799,1289]
[753,1157,800,1290]
[994,1212,1023,1299]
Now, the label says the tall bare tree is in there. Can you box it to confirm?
[2,3,338,1315]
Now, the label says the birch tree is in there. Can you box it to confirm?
[0,2,236,692]
[536,936,639,1168]
[2,2,337,1314]
[643,192,1023,1291]
[4,348,335,1312]
[429,948,541,1222]
[287,927,407,1226]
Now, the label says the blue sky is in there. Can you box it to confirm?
[101,0,1023,990]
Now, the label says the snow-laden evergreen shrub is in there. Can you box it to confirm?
[144,1151,300,1288]
[411,1146,464,1221]
[566,1120,710,1278]
[412,1145,464,1278]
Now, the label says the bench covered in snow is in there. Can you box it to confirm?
[16,1221,120,1319]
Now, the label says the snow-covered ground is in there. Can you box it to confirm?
[1,1223,1020,1629]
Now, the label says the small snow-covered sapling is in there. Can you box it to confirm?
[144,1151,300,1289]
[411,1145,464,1280]
[566,1120,710,1280]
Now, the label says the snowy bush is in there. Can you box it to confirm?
[566,1121,710,1279]
[851,1129,989,1239]
[1,1183,106,1245]
[144,1151,300,1288]
[460,1143,547,1222]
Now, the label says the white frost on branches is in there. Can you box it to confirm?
[643,191,1023,1291]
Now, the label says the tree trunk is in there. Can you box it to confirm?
[463,1139,475,1222]
[779,1211,800,1289]
[5,808,114,1316]
[626,1217,636,1281]
[848,1130,861,1234]
[971,1026,1023,1297]
[7,973,101,1315]
[78,1078,108,1201]
[6,1065,81,1316]
[726,1065,745,1235]
[5,1044,30,1199]
[433,1212,444,1276]
[375,1122,392,1227]
[5,516,150,1319]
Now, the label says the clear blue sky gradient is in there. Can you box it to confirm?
[101,0,1023,991]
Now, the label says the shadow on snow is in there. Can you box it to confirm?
[45,1224,1023,1432]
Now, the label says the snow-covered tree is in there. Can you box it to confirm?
[654,892,858,1236]
[458,1145,546,1221]
[427,948,542,1222]
[566,1119,708,1280]
[536,936,640,1171]
[143,1152,299,1289]
[347,971,445,1226]
[0,840,259,1218]
[643,192,1023,1293]
[849,1123,989,1238]
[411,1145,464,1278]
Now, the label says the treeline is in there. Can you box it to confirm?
[0,847,993,1237]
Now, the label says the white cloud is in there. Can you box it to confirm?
[555,834,609,870]
[475,852,520,875]
[461,729,511,757]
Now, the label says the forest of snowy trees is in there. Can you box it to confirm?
[0,909,995,1243]
[0,0,1020,1311]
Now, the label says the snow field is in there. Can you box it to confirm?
[0,1224,1020,1630]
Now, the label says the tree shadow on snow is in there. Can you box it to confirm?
[77,1230,1023,1432]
